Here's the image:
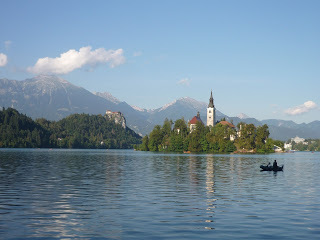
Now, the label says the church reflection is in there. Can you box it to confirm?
[205,155,217,229]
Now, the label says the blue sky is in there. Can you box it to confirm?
[0,0,319,123]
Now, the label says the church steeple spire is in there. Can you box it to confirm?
[208,90,214,108]
[207,90,215,127]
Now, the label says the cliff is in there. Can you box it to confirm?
[105,110,126,129]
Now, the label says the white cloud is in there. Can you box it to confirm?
[0,53,8,67]
[177,78,191,86]
[27,46,125,75]
[4,40,12,50]
[285,101,317,115]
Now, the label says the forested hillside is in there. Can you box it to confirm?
[0,108,141,149]
[0,108,51,148]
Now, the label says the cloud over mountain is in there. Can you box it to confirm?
[0,53,8,67]
[27,46,125,75]
[285,101,317,115]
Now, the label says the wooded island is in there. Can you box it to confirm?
[135,118,284,153]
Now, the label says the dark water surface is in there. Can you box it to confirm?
[0,149,319,239]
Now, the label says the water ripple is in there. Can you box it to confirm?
[0,149,319,239]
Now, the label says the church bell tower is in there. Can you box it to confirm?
[207,90,215,127]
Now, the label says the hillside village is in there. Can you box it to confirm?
[284,136,320,151]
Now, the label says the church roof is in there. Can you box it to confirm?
[208,90,214,108]
[218,121,235,128]
[189,116,203,125]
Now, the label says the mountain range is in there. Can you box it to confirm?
[1,75,319,141]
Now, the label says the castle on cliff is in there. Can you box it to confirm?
[105,110,126,129]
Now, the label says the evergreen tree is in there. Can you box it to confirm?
[140,135,149,151]
[236,123,256,150]
[148,125,163,151]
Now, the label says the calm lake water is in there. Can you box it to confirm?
[0,149,319,239]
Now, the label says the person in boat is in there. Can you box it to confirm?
[273,160,278,169]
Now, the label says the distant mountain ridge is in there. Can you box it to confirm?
[226,117,320,141]
[0,75,152,134]
[0,75,117,120]
[1,75,319,140]
[94,91,120,104]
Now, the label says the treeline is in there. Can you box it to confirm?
[290,139,320,151]
[0,108,141,149]
[136,118,283,153]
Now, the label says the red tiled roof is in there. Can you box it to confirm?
[218,121,235,128]
[189,116,203,125]
[106,110,120,114]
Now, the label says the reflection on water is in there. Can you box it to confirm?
[205,156,215,229]
[0,149,320,239]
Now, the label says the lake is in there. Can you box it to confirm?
[0,149,319,239]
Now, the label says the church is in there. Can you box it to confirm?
[188,90,216,131]
[188,91,237,141]
[206,90,216,127]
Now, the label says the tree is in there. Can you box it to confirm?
[205,123,236,153]
[255,124,270,152]
[173,118,188,137]
[188,122,208,152]
[162,118,172,136]
[161,119,172,150]
[148,125,163,151]
[236,123,256,150]
[140,135,149,151]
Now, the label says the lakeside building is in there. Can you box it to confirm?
[291,136,307,144]
[207,90,216,127]
[217,121,236,141]
[284,136,308,150]
[188,112,203,132]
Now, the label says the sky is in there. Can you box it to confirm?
[0,0,319,123]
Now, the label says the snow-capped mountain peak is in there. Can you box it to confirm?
[178,97,206,109]
[237,113,250,119]
[93,92,121,104]
[159,99,177,111]
[131,105,146,112]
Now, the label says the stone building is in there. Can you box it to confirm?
[105,110,126,129]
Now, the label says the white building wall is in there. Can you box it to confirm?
[207,107,215,127]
